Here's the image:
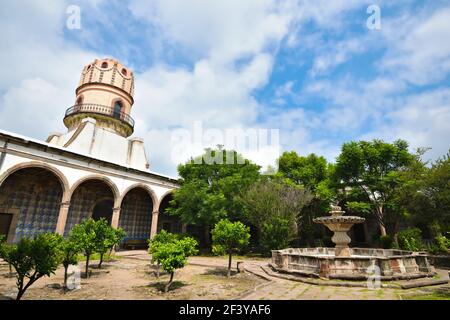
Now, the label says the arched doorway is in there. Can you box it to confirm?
[92,199,114,224]
[157,193,182,234]
[119,187,154,247]
[64,179,116,236]
[0,167,64,242]
[113,100,123,119]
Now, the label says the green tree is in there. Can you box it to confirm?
[277,152,335,244]
[59,239,81,290]
[108,227,126,258]
[0,233,63,300]
[93,218,117,268]
[240,179,313,254]
[334,139,414,236]
[152,236,198,292]
[148,230,179,278]
[211,219,250,277]
[69,218,98,278]
[167,147,260,246]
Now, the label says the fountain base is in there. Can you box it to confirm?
[271,247,436,280]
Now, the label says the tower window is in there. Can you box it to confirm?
[76,96,83,105]
[101,62,108,68]
[121,68,127,76]
[113,101,123,119]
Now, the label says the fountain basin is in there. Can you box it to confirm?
[270,247,436,280]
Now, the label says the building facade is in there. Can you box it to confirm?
[0,58,183,246]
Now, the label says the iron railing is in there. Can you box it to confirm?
[64,103,135,128]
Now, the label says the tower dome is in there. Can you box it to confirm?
[63,58,135,137]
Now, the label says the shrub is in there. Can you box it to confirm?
[148,230,179,278]
[0,233,63,300]
[59,239,81,290]
[379,235,394,249]
[211,219,250,277]
[152,236,198,292]
[397,228,423,251]
[260,216,294,255]
[434,235,450,253]
[93,218,117,268]
[69,219,98,277]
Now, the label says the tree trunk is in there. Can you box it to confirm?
[16,289,25,301]
[227,252,232,278]
[85,255,90,278]
[204,225,211,248]
[156,262,160,278]
[379,224,387,237]
[98,253,104,268]
[64,265,68,290]
[165,272,174,293]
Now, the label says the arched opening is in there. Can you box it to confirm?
[113,100,123,120]
[101,61,108,68]
[119,187,154,248]
[64,179,115,236]
[76,96,83,105]
[157,193,182,234]
[121,68,127,76]
[0,167,64,242]
[92,199,114,224]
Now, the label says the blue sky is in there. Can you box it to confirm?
[0,0,449,177]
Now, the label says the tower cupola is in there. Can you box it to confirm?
[63,58,135,137]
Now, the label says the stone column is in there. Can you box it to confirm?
[55,202,70,235]
[150,210,159,238]
[111,207,121,229]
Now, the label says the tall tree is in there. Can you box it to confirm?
[240,178,313,253]
[167,147,260,245]
[334,139,414,236]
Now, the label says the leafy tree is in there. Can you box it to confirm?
[211,219,250,277]
[166,147,260,246]
[277,152,335,244]
[108,227,126,258]
[69,218,98,278]
[59,239,81,290]
[148,230,179,278]
[93,218,117,268]
[334,139,414,236]
[0,233,63,300]
[152,236,198,292]
[240,179,313,254]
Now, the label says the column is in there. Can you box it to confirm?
[150,210,159,238]
[55,202,70,235]
[111,207,121,229]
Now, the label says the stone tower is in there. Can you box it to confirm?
[47,58,150,170]
[64,58,135,137]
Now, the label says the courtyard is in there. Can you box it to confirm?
[1,251,448,300]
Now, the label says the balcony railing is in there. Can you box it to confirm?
[64,103,135,129]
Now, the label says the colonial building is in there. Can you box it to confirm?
[0,58,183,247]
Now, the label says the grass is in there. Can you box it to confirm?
[402,287,450,300]
[77,253,122,262]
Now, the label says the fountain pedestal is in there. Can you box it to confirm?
[313,205,365,257]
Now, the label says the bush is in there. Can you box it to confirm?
[379,235,395,249]
[434,235,450,253]
[0,233,63,300]
[59,239,81,290]
[152,235,198,292]
[397,228,423,251]
[260,216,294,255]
[69,219,98,277]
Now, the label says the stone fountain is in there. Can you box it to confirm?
[270,205,436,280]
[313,205,365,257]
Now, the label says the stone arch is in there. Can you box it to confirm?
[0,161,70,201]
[0,162,69,242]
[157,189,182,234]
[64,175,119,235]
[68,175,120,207]
[118,183,158,210]
[119,184,156,244]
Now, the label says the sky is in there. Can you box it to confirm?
[0,0,449,177]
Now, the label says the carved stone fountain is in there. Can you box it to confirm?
[313,205,365,257]
[270,205,436,280]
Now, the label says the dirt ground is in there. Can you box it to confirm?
[0,253,262,300]
[1,252,449,300]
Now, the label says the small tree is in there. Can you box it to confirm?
[59,239,81,290]
[69,219,97,278]
[211,219,250,277]
[93,218,116,268]
[108,228,126,258]
[148,230,178,278]
[0,233,63,300]
[152,236,198,292]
